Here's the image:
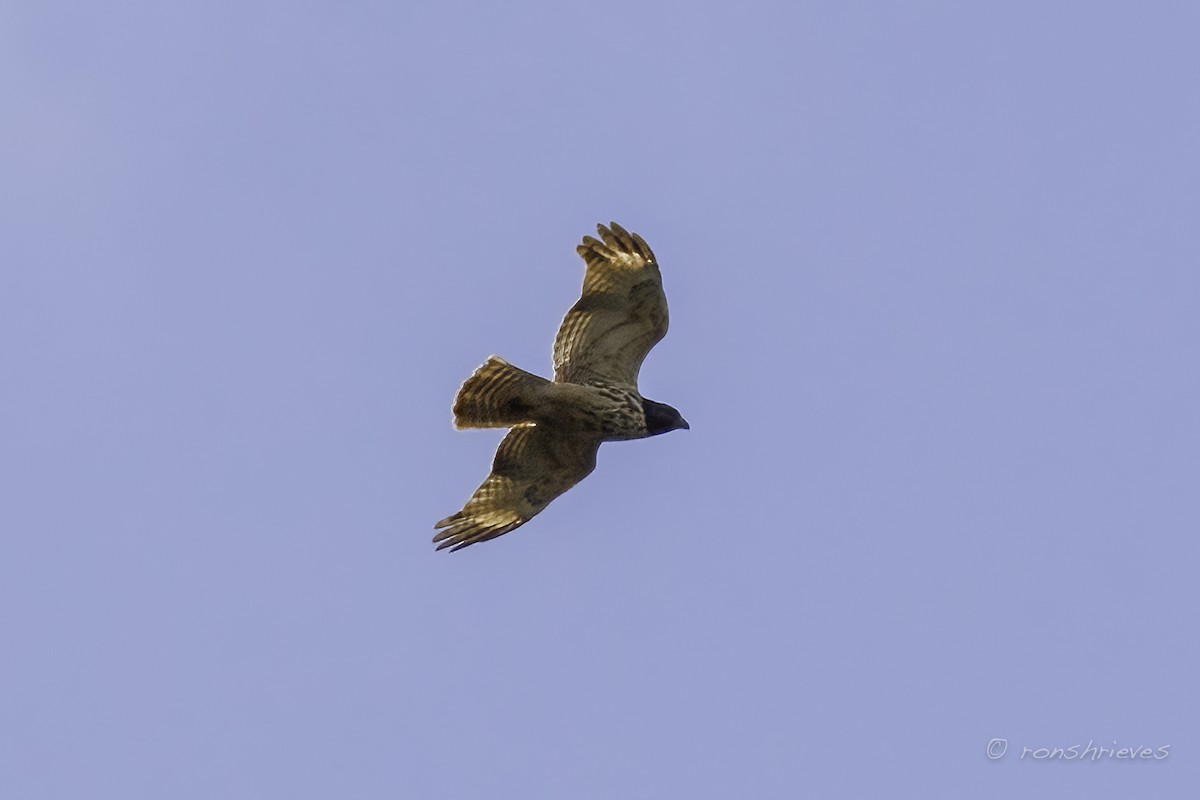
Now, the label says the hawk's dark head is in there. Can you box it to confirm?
[642,398,690,436]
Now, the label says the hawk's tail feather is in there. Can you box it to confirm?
[452,355,550,429]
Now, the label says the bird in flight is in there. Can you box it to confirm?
[434,222,689,552]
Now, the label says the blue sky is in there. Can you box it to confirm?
[3,2,1197,797]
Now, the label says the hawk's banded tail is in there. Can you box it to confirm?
[453,356,550,429]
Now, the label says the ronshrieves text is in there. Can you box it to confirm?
[986,738,1170,761]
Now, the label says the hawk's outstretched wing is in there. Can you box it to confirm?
[553,222,668,388]
[433,424,601,552]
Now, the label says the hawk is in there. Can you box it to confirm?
[434,222,689,552]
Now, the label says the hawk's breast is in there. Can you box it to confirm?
[583,381,646,441]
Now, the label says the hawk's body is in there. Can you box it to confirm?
[434,222,688,552]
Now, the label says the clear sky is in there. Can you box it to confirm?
[3,2,1197,798]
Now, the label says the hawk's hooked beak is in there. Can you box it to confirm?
[680,418,690,430]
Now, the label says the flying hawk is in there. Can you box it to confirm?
[434,222,688,552]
